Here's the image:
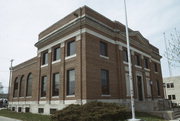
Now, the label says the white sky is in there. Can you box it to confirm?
[0,0,180,93]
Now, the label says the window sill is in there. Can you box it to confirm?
[19,97,24,99]
[52,96,59,98]
[52,59,61,64]
[123,61,128,65]
[41,64,48,68]
[26,96,32,98]
[66,95,75,97]
[65,54,76,60]
[135,65,142,69]
[144,68,150,71]
[40,97,46,99]
[100,55,109,59]
[101,95,111,97]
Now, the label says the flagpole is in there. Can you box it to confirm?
[123,0,141,121]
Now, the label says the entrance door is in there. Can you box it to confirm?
[137,76,143,101]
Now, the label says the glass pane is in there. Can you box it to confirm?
[67,41,75,56]
[67,69,75,95]
[53,73,60,96]
[101,69,109,95]
[54,48,60,60]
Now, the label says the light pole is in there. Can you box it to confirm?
[123,0,141,121]
[8,59,14,100]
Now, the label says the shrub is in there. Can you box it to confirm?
[51,101,131,121]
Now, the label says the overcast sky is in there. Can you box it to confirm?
[0,0,180,93]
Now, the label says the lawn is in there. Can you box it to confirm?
[0,109,51,121]
[0,109,167,121]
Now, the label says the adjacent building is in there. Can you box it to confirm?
[8,6,164,114]
[163,76,180,106]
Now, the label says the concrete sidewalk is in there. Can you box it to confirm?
[0,116,22,121]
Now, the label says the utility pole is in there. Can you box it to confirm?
[123,0,140,121]
[8,59,14,100]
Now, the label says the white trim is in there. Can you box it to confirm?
[66,95,75,97]
[41,64,48,68]
[39,14,86,41]
[51,96,59,98]
[65,54,76,60]
[40,97,46,99]
[26,96,32,98]
[135,65,142,69]
[123,61,128,65]
[144,68,150,71]
[52,59,61,64]
[37,28,161,63]
[100,55,109,59]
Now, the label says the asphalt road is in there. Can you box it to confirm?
[0,116,22,121]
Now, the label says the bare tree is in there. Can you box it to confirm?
[164,28,180,68]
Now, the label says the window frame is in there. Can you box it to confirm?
[144,57,149,69]
[101,69,110,95]
[26,73,32,97]
[67,40,76,56]
[67,69,75,96]
[123,49,128,62]
[19,75,25,97]
[154,63,158,72]
[135,54,141,66]
[13,77,19,97]
[52,73,60,97]
[53,47,60,61]
[41,76,47,97]
[100,41,108,57]
[42,51,48,65]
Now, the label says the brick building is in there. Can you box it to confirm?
[8,6,164,114]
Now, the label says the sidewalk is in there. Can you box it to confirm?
[0,116,22,121]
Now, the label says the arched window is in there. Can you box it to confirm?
[13,77,18,97]
[26,73,32,96]
[19,75,25,97]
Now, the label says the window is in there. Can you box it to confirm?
[53,47,60,61]
[42,52,48,65]
[19,75,25,97]
[13,77,18,97]
[101,69,109,95]
[154,63,158,72]
[156,80,160,96]
[38,108,44,113]
[144,58,149,69]
[67,69,75,95]
[123,49,128,62]
[135,54,141,66]
[146,79,151,97]
[167,83,170,88]
[168,95,171,100]
[170,83,174,88]
[25,107,30,112]
[168,95,176,100]
[125,73,130,96]
[100,41,108,56]
[50,109,57,114]
[18,107,22,112]
[41,76,47,97]
[67,40,76,56]
[52,73,60,96]
[12,107,15,111]
[26,73,32,96]
[172,95,176,100]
